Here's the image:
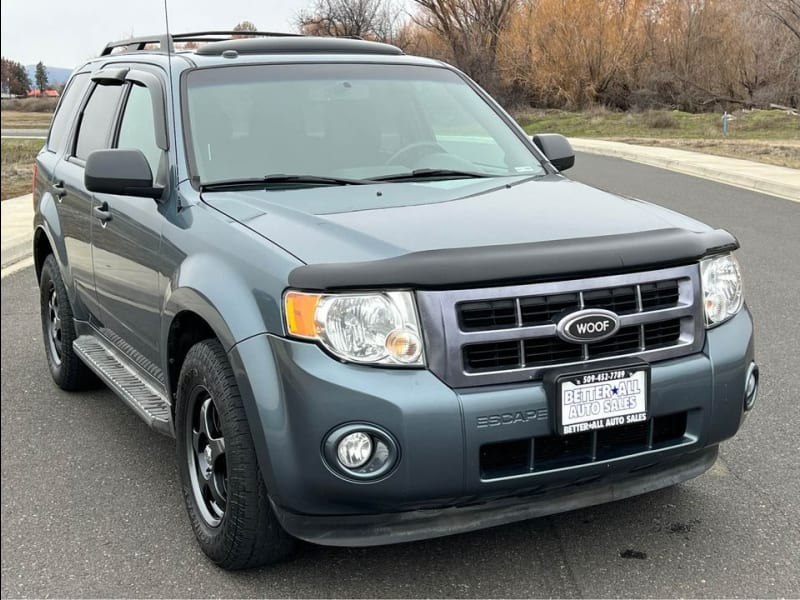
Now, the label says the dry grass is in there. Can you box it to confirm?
[518,108,799,168]
[518,108,800,141]
[1,138,43,200]
[1,97,58,112]
[1,110,53,129]
[616,138,800,169]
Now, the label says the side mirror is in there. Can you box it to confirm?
[85,149,163,198]
[532,134,575,171]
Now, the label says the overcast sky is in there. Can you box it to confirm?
[1,0,311,67]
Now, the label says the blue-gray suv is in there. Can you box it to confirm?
[33,31,757,569]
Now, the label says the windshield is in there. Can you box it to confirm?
[184,63,546,185]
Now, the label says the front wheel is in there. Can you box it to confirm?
[175,339,295,569]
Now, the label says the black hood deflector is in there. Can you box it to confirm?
[288,228,738,291]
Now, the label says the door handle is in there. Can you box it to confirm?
[93,201,112,224]
[52,181,66,198]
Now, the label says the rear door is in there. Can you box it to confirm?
[89,68,169,372]
[52,73,125,319]
[36,72,91,313]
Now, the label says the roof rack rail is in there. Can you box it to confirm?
[194,36,404,57]
[100,30,302,56]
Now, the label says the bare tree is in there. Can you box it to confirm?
[763,0,800,41]
[232,20,258,36]
[411,0,519,96]
[1,57,31,96]
[297,0,406,43]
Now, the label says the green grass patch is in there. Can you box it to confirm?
[1,138,43,200]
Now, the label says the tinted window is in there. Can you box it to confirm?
[47,73,91,153]
[117,83,162,178]
[74,84,123,160]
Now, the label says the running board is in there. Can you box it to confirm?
[73,335,173,436]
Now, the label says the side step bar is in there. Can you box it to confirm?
[73,335,173,436]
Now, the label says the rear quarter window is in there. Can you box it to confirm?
[46,73,91,153]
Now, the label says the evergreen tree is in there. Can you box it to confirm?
[14,63,31,95]
[35,61,48,94]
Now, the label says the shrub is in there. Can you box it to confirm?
[644,111,678,129]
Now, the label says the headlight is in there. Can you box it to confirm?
[284,290,424,366]
[700,253,744,327]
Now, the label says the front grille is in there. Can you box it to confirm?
[417,265,703,388]
[459,282,676,334]
[643,319,682,349]
[579,286,639,314]
[586,325,641,358]
[463,341,520,372]
[641,281,680,310]
[525,337,583,365]
[520,294,580,326]
[463,318,684,370]
[479,412,689,479]
[458,299,517,331]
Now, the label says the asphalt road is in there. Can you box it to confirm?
[0,128,47,139]
[2,154,799,598]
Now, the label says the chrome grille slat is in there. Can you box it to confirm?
[416,265,704,388]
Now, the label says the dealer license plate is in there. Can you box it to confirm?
[556,366,649,436]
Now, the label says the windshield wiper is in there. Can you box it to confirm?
[200,174,367,191]
[368,168,494,183]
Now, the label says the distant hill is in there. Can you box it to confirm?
[25,65,73,86]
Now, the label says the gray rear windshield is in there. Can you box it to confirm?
[184,63,545,184]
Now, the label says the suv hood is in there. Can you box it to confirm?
[202,176,712,266]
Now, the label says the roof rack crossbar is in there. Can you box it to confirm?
[101,34,172,56]
[173,30,302,40]
[100,30,303,56]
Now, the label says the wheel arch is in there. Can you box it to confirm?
[161,250,291,498]
[165,309,217,409]
[33,193,68,281]
[33,226,54,282]
[163,296,287,506]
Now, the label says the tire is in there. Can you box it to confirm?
[39,254,95,390]
[175,338,295,570]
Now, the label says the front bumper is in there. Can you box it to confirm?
[273,446,718,546]
[228,307,754,546]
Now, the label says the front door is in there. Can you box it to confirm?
[90,77,167,373]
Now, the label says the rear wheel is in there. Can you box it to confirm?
[175,339,295,569]
[39,254,95,390]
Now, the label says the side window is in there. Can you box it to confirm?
[116,83,162,178]
[47,73,91,153]
[74,83,124,160]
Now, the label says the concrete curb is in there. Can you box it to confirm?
[569,138,800,203]
[1,194,34,278]
[2,234,32,267]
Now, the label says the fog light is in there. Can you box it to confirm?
[337,432,373,469]
[744,363,759,411]
[323,424,399,481]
